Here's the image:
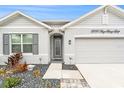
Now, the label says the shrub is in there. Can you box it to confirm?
[33,69,41,77]
[2,77,22,88]
[5,52,23,68]
[0,69,6,76]
[0,69,6,74]
[15,64,27,72]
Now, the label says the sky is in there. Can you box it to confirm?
[0,5,124,21]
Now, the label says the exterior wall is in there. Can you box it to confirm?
[0,27,50,64]
[64,28,124,64]
[73,10,103,26]
[107,11,124,25]
[0,15,50,65]
[64,8,124,64]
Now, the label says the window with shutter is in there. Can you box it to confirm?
[10,34,38,54]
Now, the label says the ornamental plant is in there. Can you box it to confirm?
[33,69,41,77]
[0,69,6,76]
[5,52,23,68]
[5,52,28,73]
[2,77,22,88]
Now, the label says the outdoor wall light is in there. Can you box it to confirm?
[69,57,72,64]
[68,40,71,45]
[69,57,72,60]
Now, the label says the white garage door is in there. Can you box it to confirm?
[75,38,124,64]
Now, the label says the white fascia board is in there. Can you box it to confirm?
[0,11,52,30]
[0,11,19,21]
[75,34,124,39]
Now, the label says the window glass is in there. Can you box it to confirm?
[23,44,32,53]
[23,34,32,43]
[12,44,21,53]
[12,34,21,43]
[11,34,33,53]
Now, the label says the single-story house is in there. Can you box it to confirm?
[0,5,124,64]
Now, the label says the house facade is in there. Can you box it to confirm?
[0,5,124,64]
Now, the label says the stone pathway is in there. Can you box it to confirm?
[61,79,90,88]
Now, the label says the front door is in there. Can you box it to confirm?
[51,35,63,61]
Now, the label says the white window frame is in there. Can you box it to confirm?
[10,34,33,54]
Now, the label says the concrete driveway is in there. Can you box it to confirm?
[76,64,124,88]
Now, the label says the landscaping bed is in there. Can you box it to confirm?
[0,64,61,88]
[0,53,61,88]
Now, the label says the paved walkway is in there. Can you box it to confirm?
[43,63,62,79]
[43,63,82,79]
[43,63,89,88]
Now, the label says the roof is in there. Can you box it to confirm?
[0,11,52,30]
[61,5,124,30]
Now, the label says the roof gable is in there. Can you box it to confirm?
[61,5,124,30]
[0,11,52,29]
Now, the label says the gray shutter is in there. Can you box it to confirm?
[3,34,10,55]
[32,34,38,55]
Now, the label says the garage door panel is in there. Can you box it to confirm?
[75,38,124,63]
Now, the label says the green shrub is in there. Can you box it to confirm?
[2,77,22,88]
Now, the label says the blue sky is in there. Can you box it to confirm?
[0,5,124,21]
